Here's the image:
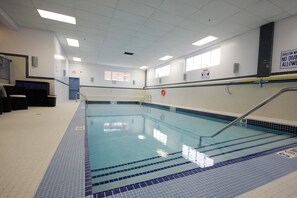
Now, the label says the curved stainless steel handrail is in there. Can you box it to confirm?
[76,92,88,106]
[213,87,297,137]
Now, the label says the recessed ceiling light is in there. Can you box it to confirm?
[37,9,76,24]
[192,36,218,46]
[54,54,65,60]
[138,135,146,140]
[66,38,79,47]
[140,66,148,70]
[159,55,173,61]
[73,57,81,62]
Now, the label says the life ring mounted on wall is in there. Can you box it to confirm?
[161,89,166,96]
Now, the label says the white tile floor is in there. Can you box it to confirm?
[0,101,79,198]
[1,101,297,198]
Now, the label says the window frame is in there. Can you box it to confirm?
[185,47,221,72]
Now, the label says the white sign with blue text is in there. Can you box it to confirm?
[280,49,297,69]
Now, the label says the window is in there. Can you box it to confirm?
[104,71,130,82]
[155,65,170,78]
[185,48,221,72]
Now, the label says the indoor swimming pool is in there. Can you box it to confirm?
[86,104,297,197]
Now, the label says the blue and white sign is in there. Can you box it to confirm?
[280,49,297,69]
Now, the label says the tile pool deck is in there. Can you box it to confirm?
[1,101,297,197]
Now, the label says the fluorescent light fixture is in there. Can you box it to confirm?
[140,66,148,70]
[54,54,65,60]
[37,9,76,24]
[73,57,81,62]
[138,135,146,140]
[66,38,79,47]
[192,35,218,46]
[159,55,173,61]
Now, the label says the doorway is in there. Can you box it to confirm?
[69,77,80,100]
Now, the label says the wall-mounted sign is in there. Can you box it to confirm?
[280,49,297,69]
[201,68,210,79]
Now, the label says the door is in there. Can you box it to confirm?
[69,77,80,100]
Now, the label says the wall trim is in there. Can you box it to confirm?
[80,85,144,90]
[55,78,69,86]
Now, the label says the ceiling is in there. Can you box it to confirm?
[0,0,297,69]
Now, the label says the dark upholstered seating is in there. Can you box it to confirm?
[3,85,28,110]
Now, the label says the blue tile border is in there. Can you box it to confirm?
[91,134,297,187]
[85,103,92,197]
[93,141,297,197]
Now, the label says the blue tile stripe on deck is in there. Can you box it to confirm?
[35,102,85,198]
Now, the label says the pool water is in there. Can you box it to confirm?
[86,104,297,195]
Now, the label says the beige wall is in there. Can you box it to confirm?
[145,82,297,125]
[80,86,145,102]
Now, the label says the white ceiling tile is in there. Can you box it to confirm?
[178,19,208,32]
[48,26,76,36]
[246,0,284,20]
[188,10,222,26]
[32,0,75,8]
[229,10,268,29]
[110,19,142,32]
[131,0,163,8]
[150,10,185,26]
[201,1,241,21]
[113,10,147,25]
[76,26,107,37]
[44,20,76,31]
[144,19,175,32]
[176,0,213,9]
[159,0,199,18]
[214,20,251,35]
[269,0,297,11]
[76,18,110,32]
[288,7,297,15]
[108,26,137,37]
[117,0,156,17]
[266,12,292,22]
[76,0,118,8]
[75,10,112,26]
[0,0,35,7]
[133,32,159,42]
[75,0,114,18]
[223,0,261,9]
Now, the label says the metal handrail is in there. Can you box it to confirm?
[212,87,297,137]
[76,92,88,106]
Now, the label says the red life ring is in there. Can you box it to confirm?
[161,89,166,96]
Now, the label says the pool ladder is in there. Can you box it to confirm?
[214,87,297,137]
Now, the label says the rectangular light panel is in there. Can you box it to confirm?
[140,66,148,69]
[192,36,218,46]
[159,55,173,61]
[37,9,76,24]
[73,57,81,62]
[66,38,79,47]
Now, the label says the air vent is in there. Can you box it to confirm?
[124,52,134,55]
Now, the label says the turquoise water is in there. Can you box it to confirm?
[87,104,297,193]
